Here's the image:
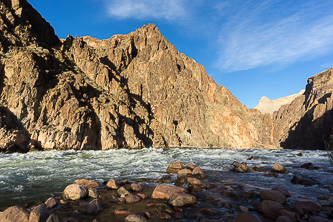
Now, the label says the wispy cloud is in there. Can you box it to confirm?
[105,0,190,21]
[217,1,333,72]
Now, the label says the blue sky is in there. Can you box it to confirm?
[29,0,333,108]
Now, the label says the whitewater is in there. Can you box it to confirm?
[0,148,332,209]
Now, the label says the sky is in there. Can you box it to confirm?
[29,0,333,108]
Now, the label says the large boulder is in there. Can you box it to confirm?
[260,189,286,205]
[272,163,289,174]
[151,185,187,200]
[254,200,284,219]
[177,169,192,179]
[166,161,185,173]
[232,162,253,173]
[29,203,49,222]
[63,184,88,200]
[0,205,30,222]
[168,192,197,207]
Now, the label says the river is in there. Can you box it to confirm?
[0,148,332,209]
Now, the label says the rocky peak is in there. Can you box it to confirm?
[255,90,305,114]
[0,0,60,52]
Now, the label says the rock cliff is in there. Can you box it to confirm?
[0,0,332,151]
[273,67,333,150]
[255,90,305,114]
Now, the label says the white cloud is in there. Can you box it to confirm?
[105,0,189,21]
[217,1,333,72]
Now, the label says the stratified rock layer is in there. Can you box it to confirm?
[0,0,332,151]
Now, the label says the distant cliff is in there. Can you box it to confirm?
[0,0,332,152]
[255,90,305,114]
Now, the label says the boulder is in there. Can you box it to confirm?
[254,200,284,219]
[272,187,291,197]
[186,163,195,170]
[117,187,130,197]
[124,214,147,222]
[106,179,119,189]
[291,175,318,186]
[74,179,99,188]
[187,177,205,187]
[151,185,187,200]
[0,205,30,222]
[125,194,142,204]
[29,203,49,222]
[88,188,99,198]
[295,201,322,214]
[168,192,197,207]
[177,169,192,179]
[86,199,102,214]
[260,189,286,205]
[166,161,185,173]
[232,162,253,173]
[272,163,289,174]
[192,166,205,178]
[45,197,59,209]
[233,212,262,222]
[130,183,143,192]
[63,184,88,200]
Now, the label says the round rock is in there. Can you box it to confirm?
[63,184,88,200]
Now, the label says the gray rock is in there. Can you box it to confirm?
[86,199,102,214]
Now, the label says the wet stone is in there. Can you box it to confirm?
[45,197,59,209]
[117,187,130,197]
[124,214,147,222]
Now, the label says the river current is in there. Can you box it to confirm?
[0,148,332,209]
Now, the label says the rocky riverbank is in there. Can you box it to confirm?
[0,161,332,222]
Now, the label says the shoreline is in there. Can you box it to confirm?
[1,161,332,222]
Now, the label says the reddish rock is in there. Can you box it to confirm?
[260,189,286,205]
[151,185,187,200]
[192,167,205,178]
[125,194,142,204]
[124,214,147,222]
[63,184,88,200]
[233,212,262,222]
[168,192,197,207]
[177,169,192,179]
[272,163,289,174]
[114,210,137,216]
[166,161,184,173]
[29,203,49,222]
[45,197,59,209]
[187,177,204,187]
[272,186,291,197]
[137,193,147,200]
[130,183,144,192]
[254,200,284,219]
[295,201,322,214]
[74,179,99,188]
[86,199,102,214]
[276,216,293,222]
[106,179,119,189]
[186,163,195,170]
[0,205,30,222]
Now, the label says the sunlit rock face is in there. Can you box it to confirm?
[0,0,332,151]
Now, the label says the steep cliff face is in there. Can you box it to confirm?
[273,67,333,150]
[0,0,331,151]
